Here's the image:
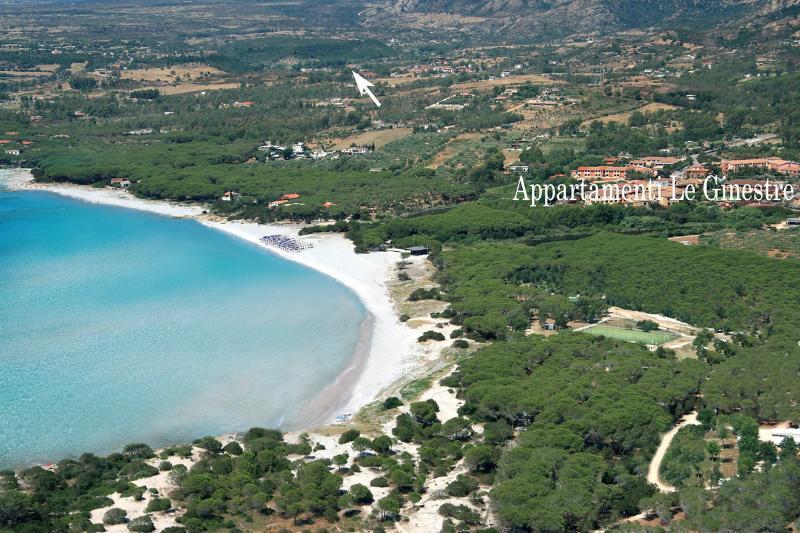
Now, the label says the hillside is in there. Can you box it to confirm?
[363,0,800,38]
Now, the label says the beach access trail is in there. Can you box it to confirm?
[647,411,700,492]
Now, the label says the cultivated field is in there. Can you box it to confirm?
[452,73,561,91]
[0,70,52,78]
[426,132,482,169]
[120,63,225,82]
[581,101,679,127]
[329,128,413,150]
[155,82,240,95]
[582,325,678,345]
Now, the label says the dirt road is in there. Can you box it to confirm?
[647,411,700,492]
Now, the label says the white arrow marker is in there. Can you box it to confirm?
[353,70,381,108]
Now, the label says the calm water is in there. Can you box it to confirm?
[0,179,367,467]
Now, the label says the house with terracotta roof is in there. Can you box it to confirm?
[685,164,710,179]
[626,164,658,177]
[571,166,628,182]
[280,193,301,200]
[719,157,800,176]
[772,160,800,176]
[630,156,684,169]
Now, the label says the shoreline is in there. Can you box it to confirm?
[3,170,420,434]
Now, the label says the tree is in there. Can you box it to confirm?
[464,445,495,473]
[377,495,401,521]
[706,441,721,462]
[194,436,222,453]
[410,400,440,427]
[223,441,243,455]
[718,423,729,443]
[69,76,97,92]
[371,435,394,455]
[441,417,473,442]
[351,436,372,452]
[0,491,36,528]
[636,320,659,332]
[698,408,716,431]
[349,483,374,505]
[779,437,798,461]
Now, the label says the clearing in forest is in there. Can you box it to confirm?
[582,324,678,345]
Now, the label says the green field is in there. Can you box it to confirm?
[582,325,678,345]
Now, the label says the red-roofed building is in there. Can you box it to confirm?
[21,140,34,146]
[630,156,683,169]
[281,193,301,200]
[322,202,336,208]
[685,164,710,179]
[0,140,11,145]
[773,161,800,176]
[571,166,628,181]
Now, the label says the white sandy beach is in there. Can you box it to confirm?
[5,169,421,425]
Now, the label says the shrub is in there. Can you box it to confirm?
[339,429,361,444]
[446,475,479,497]
[438,503,481,524]
[636,319,659,332]
[158,461,172,471]
[382,396,403,410]
[127,515,155,532]
[418,330,446,342]
[193,436,222,453]
[370,476,389,487]
[145,497,171,513]
[130,464,159,480]
[452,339,469,349]
[399,314,410,322]
[122,443,155,460]
[103,508,128,525]
[408,288,441,301]
[223,441,243,455]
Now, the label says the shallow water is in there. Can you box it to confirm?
[0,180,366,467]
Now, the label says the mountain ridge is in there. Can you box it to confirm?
[364,0,800,38]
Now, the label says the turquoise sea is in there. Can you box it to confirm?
[0,178,367,467]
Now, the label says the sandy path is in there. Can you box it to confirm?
[647,411,699,492]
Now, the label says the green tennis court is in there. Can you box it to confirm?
[582,325,678,345]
